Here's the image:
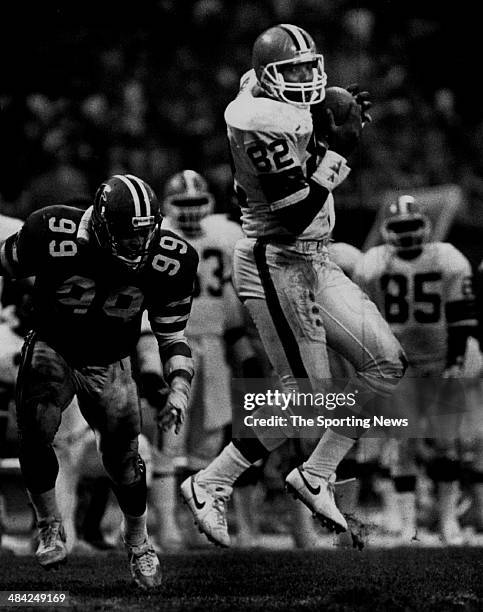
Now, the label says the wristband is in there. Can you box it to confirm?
[170,375,191,400]
[311,150,350,191]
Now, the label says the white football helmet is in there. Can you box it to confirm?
[163,170,214,237]
[381,195,431,252]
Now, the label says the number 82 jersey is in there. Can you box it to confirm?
[225,71,334,241]
[353,242,476,366]
[0,205,198,366]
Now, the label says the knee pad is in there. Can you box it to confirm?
[103,448,144,487]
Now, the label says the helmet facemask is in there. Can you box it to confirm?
[165,194,214,237]
[260,55,326,106]
[381,216,431,253]
[92,207,158,271]
[381,195,431,254]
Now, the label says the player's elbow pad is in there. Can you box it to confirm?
[277,181,331,234]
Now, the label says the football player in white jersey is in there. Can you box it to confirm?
[181,24,406,547]
[354,195,478,544]
[137,170,258,549]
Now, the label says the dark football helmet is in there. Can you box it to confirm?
[252,23,326,106]
[163,170,214,237]
[381,195,431,252]
[92,174,162,270]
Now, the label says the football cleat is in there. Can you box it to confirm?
[35,519,67,569]
[125,537,162,590]
[180,475,231,548]
[285,468,348,534]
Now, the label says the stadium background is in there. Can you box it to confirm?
[1,2,483,609]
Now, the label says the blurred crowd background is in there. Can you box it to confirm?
[1,0,482,256]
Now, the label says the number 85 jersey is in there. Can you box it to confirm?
[0,205,198,366]
[354,242,476,366]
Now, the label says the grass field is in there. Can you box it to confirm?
[0,548,481,611]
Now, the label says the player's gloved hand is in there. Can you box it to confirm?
[158,376,191,434]
[346,84,373,126]
[139,371,169,409]
[326,100,363,158]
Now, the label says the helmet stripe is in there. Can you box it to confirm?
[113,174,141,217]
[127,174,151,217]
[279,24,310,52]
[297,26,311,49]
[183,170,197,197]
[398,195,415,216]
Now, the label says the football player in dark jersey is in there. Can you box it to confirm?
[0,174,198,589]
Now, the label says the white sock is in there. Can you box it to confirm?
[124,510,148,546]
[150,474,180,535]
[196,443,252,489]
[29,488,61,523]
[303,430,355,480]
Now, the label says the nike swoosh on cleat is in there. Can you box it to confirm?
[297,468,321,495]
[191,477,206,510]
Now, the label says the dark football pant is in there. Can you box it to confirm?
[16,333,146,517]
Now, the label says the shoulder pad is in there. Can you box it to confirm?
[159,228,193,250]
[24,205,81,234]
[436,242,471,273]
[225,94,312,135]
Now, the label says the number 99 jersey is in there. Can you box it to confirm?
[0,205,198,366]
[163,213,244,336]
[354,242,476,366]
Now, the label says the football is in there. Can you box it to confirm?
[322,86,355,125]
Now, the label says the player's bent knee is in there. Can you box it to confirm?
[17,401,62,445]
[102,446,144,486]
[358,349,407,398]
